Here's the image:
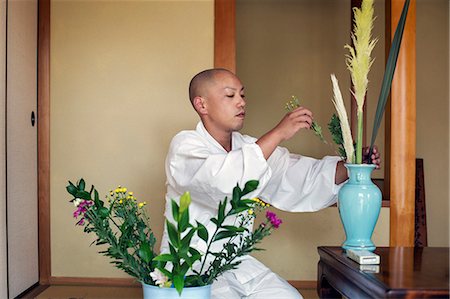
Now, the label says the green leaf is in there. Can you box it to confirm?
[239,199,255,206]
[369,0,410,155]
[75,190,91,200]
[173,275,184,295]
[78,178,85,191]
[171,199,179,222]
[242,180,259,196]
[181,228,196,249]
[232,185,241,203]
[210,218,219,226]
[217,198,227,225]
[179,191,191,214]
[196,221,208,242]
[188,247,202,263]
[222,225,245,232]
[98,207,109,218]
[66,183,77,196]
[138,242,152,263]
[229,206,250,215]
[178,209,189,233]
[94,189,103,208]
[166,220,179,248]
[213,230,237,241]
[153,253,175,263]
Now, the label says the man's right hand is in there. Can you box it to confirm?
[274,106,313,141]
[256,106,313,160]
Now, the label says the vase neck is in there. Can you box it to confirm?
[345,164,376,184]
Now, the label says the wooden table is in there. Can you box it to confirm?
[317,246,449,298]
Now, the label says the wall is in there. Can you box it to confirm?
[50,0,449,283]
[416,0,449,247]
[51,0,213,277]
[0,0,7,296]
[236,0,390,280]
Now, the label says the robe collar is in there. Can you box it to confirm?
[196,121,239,153]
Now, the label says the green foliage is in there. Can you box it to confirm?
[67,179,157,284]
[327,114,347,159]
[67,178,281,296]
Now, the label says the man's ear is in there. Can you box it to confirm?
[193,96,207,115]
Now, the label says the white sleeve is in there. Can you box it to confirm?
[259,146,343,212]
[166,133,272,208]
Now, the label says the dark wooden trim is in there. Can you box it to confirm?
[16,283,49,299]
[388,0,416,247]
[214,0,236,72]
[49,276,141,287]
[49,276,314,290]
[37,0,51,285]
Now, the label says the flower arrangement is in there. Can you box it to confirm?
[66,178,281,295]
[286,0,410,164]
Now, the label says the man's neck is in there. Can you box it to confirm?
[203,123,232,152]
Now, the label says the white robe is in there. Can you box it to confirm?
[161,122,342,294]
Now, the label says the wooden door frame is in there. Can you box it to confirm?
[37,0,51,285]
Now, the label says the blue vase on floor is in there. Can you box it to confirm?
[142,283,211,299]
[338,164,382,251]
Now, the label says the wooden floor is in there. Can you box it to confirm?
[29,285,319,299]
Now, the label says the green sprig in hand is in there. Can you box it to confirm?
[285,96,348,161]
[285,96,326,143]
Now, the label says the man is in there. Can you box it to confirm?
[161,68,380,298]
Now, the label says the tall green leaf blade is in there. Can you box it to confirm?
[166,220,179,248]
[174,275,184,295]
[171,199,179,222]
[369,0,410,155]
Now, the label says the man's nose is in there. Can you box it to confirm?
[238,96,246,107]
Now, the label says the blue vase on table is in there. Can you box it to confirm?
[338,164,382,251]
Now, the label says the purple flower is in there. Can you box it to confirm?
[73,200,93,226]
[266,210,282,229]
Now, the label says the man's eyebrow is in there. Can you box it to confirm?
[224,86,245,92]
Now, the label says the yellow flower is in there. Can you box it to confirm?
[248,209,254,215]
[114,188,120,194]
[122,188,127,193]
[119,200,123,204]
[128,192,133,196]
[138,202,147,208]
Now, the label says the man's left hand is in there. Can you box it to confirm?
[363,145,381,169]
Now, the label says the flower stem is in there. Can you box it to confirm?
[356,109,364,164]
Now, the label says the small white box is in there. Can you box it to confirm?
[346,249,380,265]
[360,264,380,273]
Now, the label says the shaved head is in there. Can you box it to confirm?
[188,68,234,105]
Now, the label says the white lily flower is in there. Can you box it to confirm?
[150,268,170,288]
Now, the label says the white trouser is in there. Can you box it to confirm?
[211,269,303,299]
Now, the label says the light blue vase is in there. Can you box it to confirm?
[142,283,211,299]
[338,164,382,252]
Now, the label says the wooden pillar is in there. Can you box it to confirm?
[388,0,416,247]
[214,0,236,73]
[38,0,51,285]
